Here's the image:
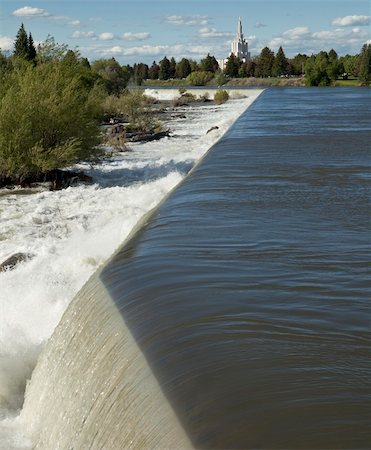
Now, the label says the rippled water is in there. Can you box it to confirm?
[99,88,370,449]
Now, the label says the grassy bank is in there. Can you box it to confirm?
[142,77,367,88]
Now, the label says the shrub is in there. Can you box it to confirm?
[214,90,229,104]
[185,71,214,86]
[0,62,104,178]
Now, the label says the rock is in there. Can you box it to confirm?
[206,126,219,134]
[126,130,170,143]
[0,252,34,272]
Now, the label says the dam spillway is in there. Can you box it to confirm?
[22,88,371,449]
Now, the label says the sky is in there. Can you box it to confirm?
[0,0,370,64]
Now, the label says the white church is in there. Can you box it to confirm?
[218,17,250,71]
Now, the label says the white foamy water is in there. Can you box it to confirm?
[0,92,261,448]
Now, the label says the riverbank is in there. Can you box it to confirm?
[0,90,262,448]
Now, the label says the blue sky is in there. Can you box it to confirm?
[0,1,370,64]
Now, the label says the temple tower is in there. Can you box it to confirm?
[231,17,250,61]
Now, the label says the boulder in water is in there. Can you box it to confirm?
[0,252,34,272]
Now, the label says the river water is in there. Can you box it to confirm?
[2,87,370,449]
[85,87,370,448]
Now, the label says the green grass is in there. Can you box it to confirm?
[333,79,361,86]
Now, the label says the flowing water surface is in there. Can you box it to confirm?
[21,88,371,449]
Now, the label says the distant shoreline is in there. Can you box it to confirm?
[141,77,365,88]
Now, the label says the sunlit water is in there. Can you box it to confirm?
[22,87,370,449]
[0,92,261,448]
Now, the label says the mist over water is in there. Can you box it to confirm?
[0,94,261,448]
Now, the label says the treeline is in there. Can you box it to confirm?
[138,45,370,86]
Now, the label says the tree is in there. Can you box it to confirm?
[358,43,371,85]
[36,35,68,63]
[290,53,308,76]
[304,52,332,86]
[272,46,288,77]
[0,61,104,178]
[28,33,37,62]
[224,53,241,77]
[169,57,176,78]
[255,47,275,77]
[244,59,256,77]
[91,58,129,95]
[200,53,219,73]
[176,58,192,78]
[14,24,30,60]
[133,63,149,85]
[159,56,171,80]
[148,61,160,79]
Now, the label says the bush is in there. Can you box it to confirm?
[0,62,104,178]
[214,90,229,104]
[185,71,214,86]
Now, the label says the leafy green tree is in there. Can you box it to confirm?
[304,52,332,86]
[255,47,275,77]
[133,63,149,85]
[148,60,160,79]
[159,56,171,80]
[290,53,308,76]
[0,61,104,178]
[272,46,289,77]
[36,35,68,63]
[224,53,241,77]
[358,43,371,85]
[200,53,219,73]
[91,58,129,95]
[340,54,359,78]
[14,23,30,60]
[176,58,192,78]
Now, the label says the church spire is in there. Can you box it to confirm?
[238,16,243,39]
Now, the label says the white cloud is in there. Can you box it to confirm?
[332,15,370,27]
[164,15,209,26]
[99,32,114,41]
[198,27,233,39]
[254,22,267,29]
[282,27,311,39]
[68,20,81,26]
[268,25,369,55]
[0,36,14,51]
[12,6,50,17]
[71,30,96,39]
[122,32,151,41]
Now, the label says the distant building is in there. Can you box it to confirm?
[218,17,251,71]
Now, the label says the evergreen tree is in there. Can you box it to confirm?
[148,61,160,79]
[159,56,171,80]
[14,23,30,60]
[358,43,371,85]
[169,57,176,78]
[200,53,219,73]
[328,49,338,62]
[224,53,241,77]
[176,58,192,78]
[255,47,275,77]
[272,46,288,77]
[28,33,37,62]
